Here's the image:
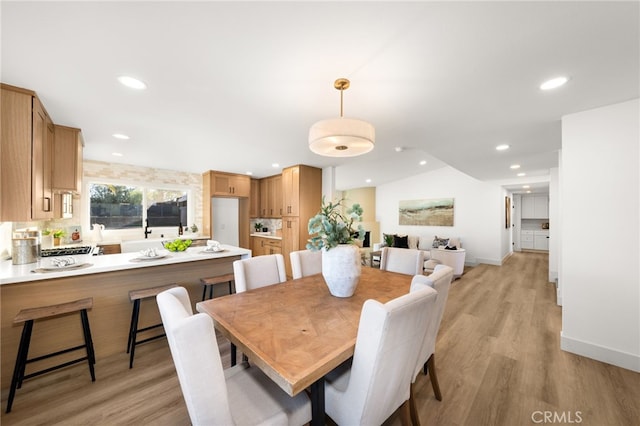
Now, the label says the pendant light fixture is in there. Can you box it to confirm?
[309,78,375,157]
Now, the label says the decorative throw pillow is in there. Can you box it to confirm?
[418,237,432,251]
[432,236,449,248]
[394,234,409,249]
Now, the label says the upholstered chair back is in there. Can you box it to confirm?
[324,286,438,425]
[157,287,235,425]
[233,254,286,293]
[380,247,425,276]
[290,249,322,279]
[410,264,454,379]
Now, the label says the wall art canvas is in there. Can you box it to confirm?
[399,198,454,226]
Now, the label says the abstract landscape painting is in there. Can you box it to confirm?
[399,198,454,226]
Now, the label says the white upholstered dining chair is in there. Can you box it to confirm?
[323,285,438,425]
[409,264,454,425]
[156,287,311,426]
[233,254,287,293]
[289,249,322,279]
[379,247,425,276]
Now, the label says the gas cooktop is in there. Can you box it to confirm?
[41,246,95,257]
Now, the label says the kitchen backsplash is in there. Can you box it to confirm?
[250,218,282,234]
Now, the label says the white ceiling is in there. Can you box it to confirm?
[2,1,638,193]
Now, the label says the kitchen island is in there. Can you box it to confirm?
[0,245,250,390]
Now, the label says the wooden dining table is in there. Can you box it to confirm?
[196,266,412,426]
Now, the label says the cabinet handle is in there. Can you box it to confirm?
[43,197,51,212]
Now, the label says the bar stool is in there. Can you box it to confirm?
[6,297,96,413]
[200,273,235,301]
[127,283,177,368]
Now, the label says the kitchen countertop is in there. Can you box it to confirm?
[250,233,282,240]
[0,244,251,285]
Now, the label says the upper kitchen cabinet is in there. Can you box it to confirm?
[521,194,549,219]
[249,179,260,218]
[259,174,282,218]
[53,124,84,193]
[1,84,54,221]
[208,171,250,197]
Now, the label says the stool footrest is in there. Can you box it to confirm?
[27,344,86,364]
[23,356,90,381]
[135,334,167,346]
[136,323,163,334]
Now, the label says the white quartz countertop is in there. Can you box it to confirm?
[250,233,282,240]
[0,245,251,285]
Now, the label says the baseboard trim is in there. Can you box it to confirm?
[561,332,640,372]
[501,251,513,265]
[475,257,502,266]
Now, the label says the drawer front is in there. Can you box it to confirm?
[521,234,534,242]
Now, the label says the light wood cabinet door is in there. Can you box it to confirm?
[258,175,283,218]
[31,98,54,220]
[272,175,283,217]
[282,216,300,277]
[282,166,300,216]
[0,86,32,221]
[212,173,250,197]
[53,125,83,193]
[249,179,260,218]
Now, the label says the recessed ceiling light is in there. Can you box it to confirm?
[510,164,521,169]
[112,152,123,157]
[523,185,530,189]
[495,144,510,151]
[394,147,404,152]
[526,190,532,193]
[271,163,279,168]
[540,76,568,91]
[419,160,427,166]
[365,179,372,183]
[517,172,526,177]
[118,75,147,90]
[112,133,130,140]
[246,171,253,176]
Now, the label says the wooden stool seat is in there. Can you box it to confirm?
[6,298,96,413]
[127,284,177,369]
[200,273,235,301]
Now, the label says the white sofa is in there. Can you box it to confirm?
[373,234,465,277]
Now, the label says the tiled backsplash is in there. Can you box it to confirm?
[250,218,282,234]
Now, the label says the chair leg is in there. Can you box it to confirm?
[230,343,237,367]
[129,300,141,369]
[80,309,96,381]
[209,285,214,299]
[201,285,207,301]
[6,320,33,413]
[409,382,420,426]
[426,354,442,401]
[398,400,412,426]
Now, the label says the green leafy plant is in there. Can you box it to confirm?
[254,222,263,232]
[52,229,66,239]
[307,197,365,251]
[384,233,394,247]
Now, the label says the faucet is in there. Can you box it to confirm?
[144,219,152,239]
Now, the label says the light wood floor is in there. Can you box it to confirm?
[1,252,638,425]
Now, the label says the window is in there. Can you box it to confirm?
[89,183,189,230]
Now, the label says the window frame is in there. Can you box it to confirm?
[84,178,193,241]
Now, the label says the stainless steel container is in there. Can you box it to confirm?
[12,237,40,264]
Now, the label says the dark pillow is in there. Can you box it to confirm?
[393,234,409,249]
[432,236,449,248]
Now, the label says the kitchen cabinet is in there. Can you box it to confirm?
[259,175,282,218]
[53,124,83,193]
[249,179,260,218]
[521,194,549,219]
[251,236,281,256]
[521,230,534,249]
[202,170,251,245]
[210,172,250,197]
[281,165,322,277]
[534,230,549,251]
[1,84,54,221]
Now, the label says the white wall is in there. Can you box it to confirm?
[376,166,505,265]
[560,98,639,372]
[549,165,560,297]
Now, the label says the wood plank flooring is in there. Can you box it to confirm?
[2,252,638,425]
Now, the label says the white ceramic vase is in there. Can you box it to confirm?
[322,244,362,298]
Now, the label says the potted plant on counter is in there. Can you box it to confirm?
[254,222,263,233]
[307,198,365,297]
